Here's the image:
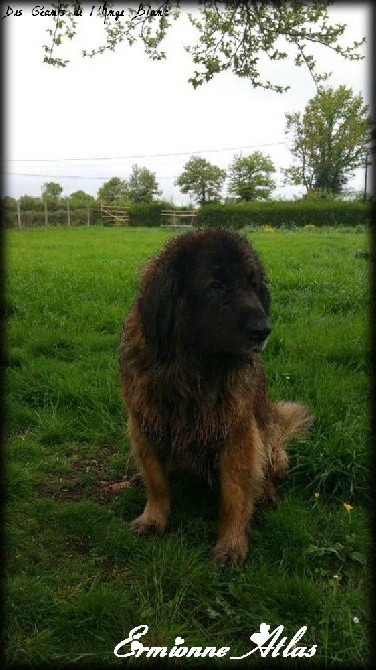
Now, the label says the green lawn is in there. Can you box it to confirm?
[4,225,370,666]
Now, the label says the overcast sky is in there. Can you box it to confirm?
[4,2,370,205]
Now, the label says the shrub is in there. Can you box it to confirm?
[127,201,174,227]
[195,201,371,229]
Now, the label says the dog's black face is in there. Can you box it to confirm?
[179,231,271,357]
[139,229,271,361]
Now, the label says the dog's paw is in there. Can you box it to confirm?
[129,514,166,536]
[211,539,248,566]
[258,480,281,508]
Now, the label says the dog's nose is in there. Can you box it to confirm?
[247,319,271,344]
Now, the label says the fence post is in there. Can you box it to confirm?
[87,205,90,226]
[67,201,71,227]
[44,201,48,226]
[17,200,22,229]
[363,149,369,202]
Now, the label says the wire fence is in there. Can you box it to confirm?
[5,203,105,229]
[3,201,197,229]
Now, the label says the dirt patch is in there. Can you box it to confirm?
[35,447,139,504]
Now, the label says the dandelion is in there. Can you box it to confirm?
[343,503,354,512]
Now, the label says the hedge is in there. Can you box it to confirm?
[196,201,371,229]
[4,199,371,229]
[126,202,173,227]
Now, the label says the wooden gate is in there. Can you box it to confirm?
[100,203,129,226]
[161,210,197,227]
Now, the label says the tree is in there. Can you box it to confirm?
[68,190,96,206]
[42,3,365,91]
[283,86,372,195]
[227,152,276,201]
[19,195,44,211]
[41,182,63,201]
[175,157,226,206]
[97,177,129,203]
[3,196,17,218]
[127,164,162,202]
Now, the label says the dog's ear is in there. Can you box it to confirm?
[138,258,179,360]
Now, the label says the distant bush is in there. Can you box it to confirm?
[196,201,371,229]
[3,198,17,227]
[127,202,180,227]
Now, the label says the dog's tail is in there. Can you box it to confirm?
[273,401,313,444]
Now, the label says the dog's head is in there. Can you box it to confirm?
[138,228,271,361]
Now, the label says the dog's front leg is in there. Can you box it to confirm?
[128,414,170,535]
[212,424,264,565]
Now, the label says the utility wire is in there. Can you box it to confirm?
[5,173,116,180]
[6,140,291,182]
[8,141,289,163]
[5,173,211,181]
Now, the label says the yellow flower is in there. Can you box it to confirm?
[314,492,320,499]
[343,503,354,511]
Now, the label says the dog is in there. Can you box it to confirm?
[119,228,312,564]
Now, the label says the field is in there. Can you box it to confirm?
[4,226,370,666]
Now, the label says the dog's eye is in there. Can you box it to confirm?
[207,280,226,294]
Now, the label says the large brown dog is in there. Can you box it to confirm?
[119,228,312,564]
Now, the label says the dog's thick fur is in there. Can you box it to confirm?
[119,228,312,564]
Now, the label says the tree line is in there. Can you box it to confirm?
[178,86,371,205]
[4,85,372,214]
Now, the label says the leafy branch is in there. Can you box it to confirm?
[42,1,366,93]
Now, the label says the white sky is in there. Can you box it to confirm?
[4,2,371,204]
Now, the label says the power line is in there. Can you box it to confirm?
[5,173,183,180]
[9,141,288,163]
[5,173,109,180]
[6,140,291,181]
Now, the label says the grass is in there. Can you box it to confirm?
[4,225,370,667]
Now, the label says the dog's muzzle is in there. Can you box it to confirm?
[251,336,269,353]
[248,319,271,353]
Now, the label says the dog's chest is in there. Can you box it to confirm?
[138,381,251,479]
[144,404,226,479]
